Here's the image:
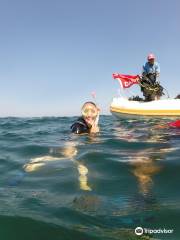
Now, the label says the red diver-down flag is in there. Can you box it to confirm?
[112,73,140,88]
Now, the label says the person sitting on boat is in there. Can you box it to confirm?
[140,53,164,101]
[71,102,100,134]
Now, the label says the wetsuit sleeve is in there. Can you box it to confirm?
[71,122,89,134]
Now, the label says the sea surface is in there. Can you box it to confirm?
[0,116,180,240]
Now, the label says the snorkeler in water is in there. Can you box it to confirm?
[71,102,100,134]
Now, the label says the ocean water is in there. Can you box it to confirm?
[0,116,180,240]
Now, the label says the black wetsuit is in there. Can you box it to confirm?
[140,73,164,101]
[71,117,90,134]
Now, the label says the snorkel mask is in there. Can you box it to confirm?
[81,102,98,119]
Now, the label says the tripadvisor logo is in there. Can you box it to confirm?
[135,227,174,236]
[135,227,143,236]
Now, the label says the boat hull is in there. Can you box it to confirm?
[110,97,180,118]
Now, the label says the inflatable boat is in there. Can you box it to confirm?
[110,97,180,118]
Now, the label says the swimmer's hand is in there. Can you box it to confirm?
[94,112,99,126]
[90,123,99,134]
[89,118,99,133]
[90,108,100,133]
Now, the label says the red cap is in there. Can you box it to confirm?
[147,53,155,60]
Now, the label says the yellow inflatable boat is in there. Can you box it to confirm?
[110,97,180,118]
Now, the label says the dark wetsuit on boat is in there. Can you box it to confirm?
[140,73,164,101]
[71,117,90,134]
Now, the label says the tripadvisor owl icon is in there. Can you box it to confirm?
[135,227,144,236]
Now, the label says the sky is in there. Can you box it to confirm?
[0,0,180,117]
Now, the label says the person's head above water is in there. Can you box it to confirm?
[71,101,100,134]
[81,101,99,127]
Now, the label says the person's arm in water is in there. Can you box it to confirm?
[89,113,100,134]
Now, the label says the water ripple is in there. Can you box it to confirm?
[0,116,179,239]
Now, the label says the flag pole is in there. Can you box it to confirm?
[117,78,126,98]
